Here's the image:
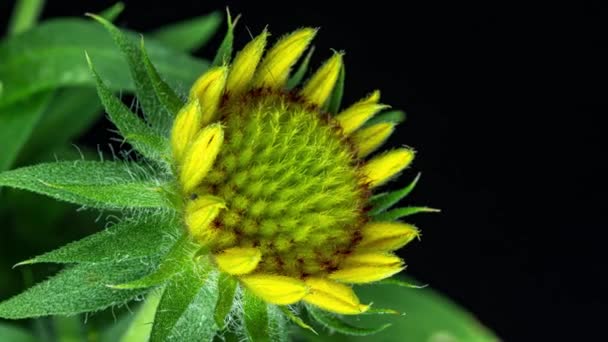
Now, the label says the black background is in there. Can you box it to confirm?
[2,1,606,340]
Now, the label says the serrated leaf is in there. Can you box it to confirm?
[214,273,237,328]
[17,216,179,265]
[369,173,421,215]
[0,160,171,209]
[212,10,240,67]
[150,11,222,52]
[287,47,315,90]
[363,110,406,127]
[87,54,170,163]
[0,322,37,342]
[242,288,271,342]
[111,234,198,289]
[0,18,209,108]
[118,290,162,342]
[150,259,213,342]
[279,306,317,335]
[99,2,125,22]
[307,305,390,336]
[0,259,156,319]
[326,62,345,114]
[0,91,53,172]
[8,0,44,36]
[140,38,184,116]
[372,206,440,221]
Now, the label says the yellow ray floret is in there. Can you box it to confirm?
[300,52,343,107]
[351,122,395,158]
[239,274,308,305]
[253,28,316,88]
[189,66,228,125]
[226,30,268,94]
[362,148,415,188]
[213,247,262,275]
[303,277,369,315]
[330,252,405,284]
[171,100,202,163]
[357,222,420,252]
[185,195,226,243]
[335,90,389,135]
[179,123,224,193]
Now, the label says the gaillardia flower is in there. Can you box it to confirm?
[0,12,434,341]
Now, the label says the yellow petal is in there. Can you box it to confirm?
[189,67,228,125]
[226,30,268,94]
[253,28,317,88]
[239,274,308,305]
[303,277,369,315]
[329,252,405,284]
[185,195,226,243]
[351,122,395,158]
[357,222,420,252]
[214,247,261,275]
[300,52,343,107]
[171,100,202,162]
[335,91,389,135]
[361,148,415,188]
[180,124,224,193]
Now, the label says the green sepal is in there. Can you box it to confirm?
[242,288,271,342]
[369,173,421,215]
[287,47,315,90]
[214,273,237,328]
[363,110,406,127]
[150,11,222,52]
[86,53,170,163]
[15,216,179,266]
[99,2,125,22]
[372,206,440,221]
[149,259,215,341]
[307,305,391,336]
[140,38,184,116]
[0,161,171,210]
[362,308,402,315]
[325,60,345,114]
[375,277,428,289]
[0,259,156,319]
[87,14,173,132]
[279,306,318,335]
[212,9,240,67]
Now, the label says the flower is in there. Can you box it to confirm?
[172,27,419,315]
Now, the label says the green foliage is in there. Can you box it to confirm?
[150,11,222,52]
[287,47,315,90]
[0,259,156,319]
[214,273,237,328]
[53,315,84,342]
[242,289,271,342]
[279,306,317,335]
[0,322,37,342]
[99,2,125,22]
[117,291,162,342]
[0,161,171,209]
[212,10,239,67]
[370,173,421,215]
[17,216,179,265]
[307,305,391,336]
[140,39,184,116]
[363,109,407,127]
[373,206,440,221]
[326,61,345,114]
[7,0,44,36]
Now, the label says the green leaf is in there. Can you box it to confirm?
[8,0,44,36]
[0,322,37,342]
[369,173,421,215]
[307,305,390,336]
[118,290,162,342]
[0,160,171,210]
[0,91,53,171]
[53,315,83,342]
[242,288,270,342]
[326,61,345,114]
[99,2,125,22]
[287,47,315,90]
[0,18,209,108]
[0,259,155,319]
[111,234,198,289]
[212,10,240,67]
[375,277,428,289]
[363,110,406,127]
[86,53,170,163]
[17,216,179,265]
[279,306,317,335]
[372,206,440,221]
[150,11,222,52]
[141,38,184,116]
[214,273,237,328]
[149,259,213,342]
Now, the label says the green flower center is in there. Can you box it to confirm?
[197,88,369,277]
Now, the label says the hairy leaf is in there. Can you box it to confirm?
[0,259,156,319]
[214,273,237,328]
[141,39,184,116]
[369,173,421,215]
[372,206,440,221]
[242,288,270,342]
[0,161,171,209]
[307,305,390,336]
[150,11,222,52]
